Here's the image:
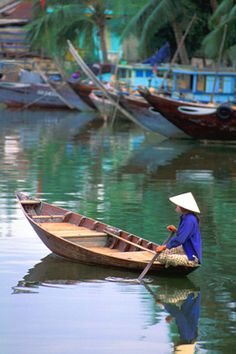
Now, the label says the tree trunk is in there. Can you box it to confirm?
[172,20,189,65]
[98,23,108,63]
[210,0,218,12]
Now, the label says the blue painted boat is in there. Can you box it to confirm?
[116,65,236,104]
[170,68,236,104]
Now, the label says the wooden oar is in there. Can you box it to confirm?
[137,231,174,282]
[104,229,155,254]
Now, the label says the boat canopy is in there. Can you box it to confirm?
[171,68,236,103]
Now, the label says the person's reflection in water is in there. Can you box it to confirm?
[145,282,200,353]
[162,291,201,353]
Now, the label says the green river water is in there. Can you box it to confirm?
[0,108,235,354]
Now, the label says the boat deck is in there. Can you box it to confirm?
[88,247,154,262]
[38,222,106,237]
[37,221,157,263]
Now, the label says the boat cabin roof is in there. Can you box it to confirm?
[172,68,236,77]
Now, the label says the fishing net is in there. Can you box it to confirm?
[158,246,199,268]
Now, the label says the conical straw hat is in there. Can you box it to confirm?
[169,192,200,213]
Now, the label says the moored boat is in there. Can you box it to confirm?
[67,80,97,109]
[118,93,189,138]
[89,90,128,121]
[16,192,199,276]
[139,89,236,140]
[0,64,91,110]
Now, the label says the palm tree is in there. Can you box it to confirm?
[121,0,202,65]
[27,0,137,63]
[202,0,236,61]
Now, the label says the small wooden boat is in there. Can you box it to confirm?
[16,192,199,276]
[139,89,236,140]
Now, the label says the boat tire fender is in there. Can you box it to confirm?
[217,104,233,120]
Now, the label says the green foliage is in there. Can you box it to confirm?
[203,0,236,61]
[27,0,145,62]
[26,0,236,63]
[121,0,212,60]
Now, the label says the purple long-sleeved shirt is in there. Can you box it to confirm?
[166,213,202,263]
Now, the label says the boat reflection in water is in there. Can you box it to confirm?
[13,253,148,293]
[121,138,236,181]
[13,255,201,353]
[144,279,200,354]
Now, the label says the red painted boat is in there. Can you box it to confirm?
[68,81,97,109]
[139,89,236,140]
[16,192,199,276]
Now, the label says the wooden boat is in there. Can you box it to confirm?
[89,90,128,121]
[0,65,91,110]
[139,89,236,140]
[67,80,97,109]
[0,81,88,110]
[16,192,199,276]
[118,93,189,138]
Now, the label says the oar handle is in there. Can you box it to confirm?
[105,229,155,254]
[162,230,175,245]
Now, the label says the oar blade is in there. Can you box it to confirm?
[137,253,159,282]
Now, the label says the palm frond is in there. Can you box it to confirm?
[120,0,159,40]
[139,0,182,48]
[202,26,226,59]
[210,0,234,27]
[225,4,236,24]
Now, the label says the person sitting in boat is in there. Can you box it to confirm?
[156,192,202,267]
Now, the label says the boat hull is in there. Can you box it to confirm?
[0,82,85,110]
[89,91,128,120]
[140,91,236,140]
[120,95,189,138]
[68,81,97,109]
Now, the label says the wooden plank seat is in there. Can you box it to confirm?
[20,200,41,205]
[32,215,63,218]
[32,212,72,222]
[38,222,107,237]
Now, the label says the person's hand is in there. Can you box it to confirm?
[156,245,166,253]
[165,315,172,323]
[166,225,177,232]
